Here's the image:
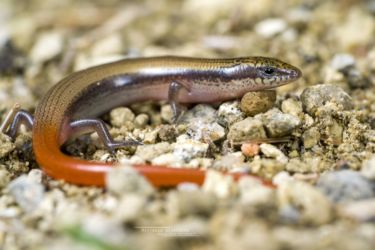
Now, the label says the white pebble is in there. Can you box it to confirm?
[30,31,64,63]
[255,18,287,38]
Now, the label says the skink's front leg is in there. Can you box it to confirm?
[168,81,192,123]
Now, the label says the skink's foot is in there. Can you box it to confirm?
[69,118,142,153]
[0,103,34,139]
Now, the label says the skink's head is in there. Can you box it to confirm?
[235,57,302,88]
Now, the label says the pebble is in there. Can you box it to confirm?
[90,33,123,57]
[212,152,246,171]
[259,108,301,137]
[227,117,266,142]
[186,120,226,142]
[114,194,146,222]
[277,181,333,225]
[302,127,320,149]
[272,171,293,186]
[179,104,216,124]
[173,135,209,162]
[316,170,374,203]
[260,143,288,164]
[202,170,236,198]
[109,107,135,128]
[135,142,172,161]
[166,190,217,218]
[134,114,149,128]
[158,125,177,142]
[285,159,312,173]
[255,18,287,38]
[239,184,275,207]
[151,153,183,167]
[330,53,356,71]
[241,142,260,157]
[160,104,174,123]
[361,155,375,180]
[217,101,243,126]
[281,98,303,117]
[338,198,375,222]
[106,166,155,196]
[300,84,353,116]
[7,174,45,212]
[249,158,285,179]
[0,167,10,188]
[0,133,15,158]
[240,90,276,116]
[30,31,64,63]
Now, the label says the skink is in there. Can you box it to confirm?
[1,56,301,187]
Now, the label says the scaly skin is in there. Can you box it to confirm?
[32,56,302,186]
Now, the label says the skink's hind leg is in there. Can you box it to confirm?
[168,81,191,123]
[69,119,142,153]
[0,104,34,139]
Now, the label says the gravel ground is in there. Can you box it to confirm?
[0,0,375,249]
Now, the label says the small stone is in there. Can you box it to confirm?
[345,68,371,89]
[255,18,287,38]
[142,129,159,144]
[106,166,154,196]
[202,170,236,198]
[0,167,10,188]
[241,143,260,157]
[151,153,183,167]
[90,33,123,57]
[325,118,343,145]
[166,190,217,218]
[259,108,300,137]
[0,133,15,158]
[330,53,356,71]
[227,117,266,142]
[134,114,149,128]
[338,198,375,222]
[302,127,320,149]
[281,98,303,117]
[260,143,288,164]
[30,31,64,63]
[272,171,293,186]
[135,142,171,161]
[161,104,173,123]
[158,125,177,142]
[110,107,135,127]
[240,90,276,116]
[250,158,285,179]
[240,184,275,206]
[114,194,146,222]
[187,120,226,142]
[179,104,216,124]
[173,135,209,162]
[8,175,45,212]
[362,155,375,180]
[285,159,312,173]
[213,152,245,171]
[316,170,374,203]
[277,181,332,225]
[187,157,213,169]
[300,84,353,116]
[217,101,243,126]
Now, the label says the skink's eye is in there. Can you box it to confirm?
[263,67,275,75]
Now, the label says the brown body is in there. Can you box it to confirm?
[31,56,301,186]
